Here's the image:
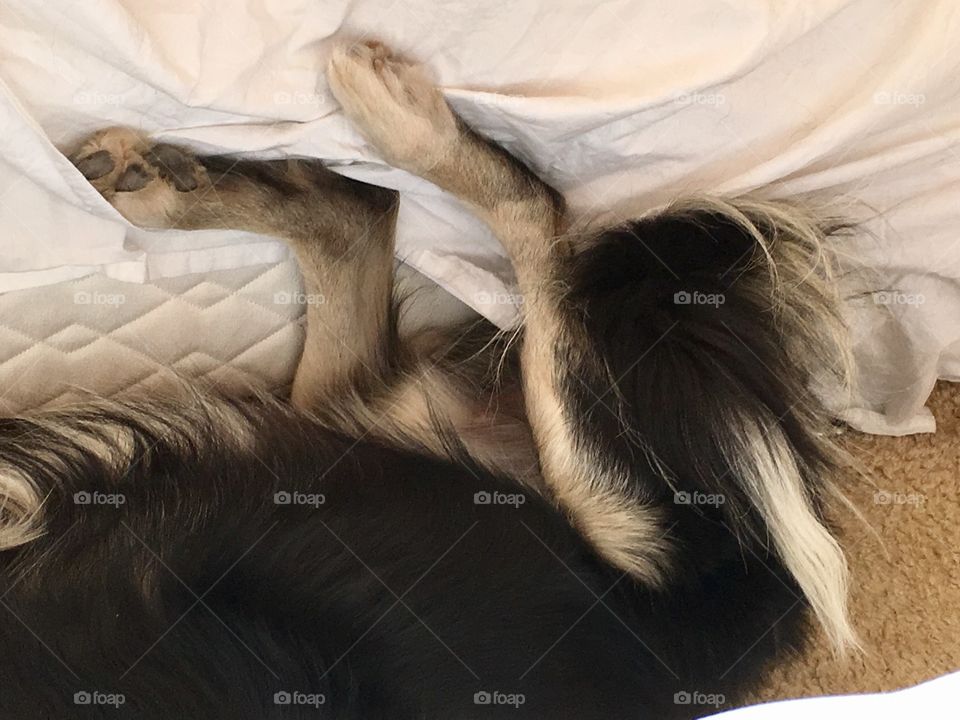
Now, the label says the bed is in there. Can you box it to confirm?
[0,1,958,713]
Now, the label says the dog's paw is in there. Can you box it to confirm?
[327,41,459,173]
[70,128,208,228]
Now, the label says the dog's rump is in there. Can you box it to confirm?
[561,197,856,650]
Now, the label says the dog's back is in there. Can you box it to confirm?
[0,394,806,719]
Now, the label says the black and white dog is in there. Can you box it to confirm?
[0,41,856,719]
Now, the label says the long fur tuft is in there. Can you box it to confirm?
[0,467,44,551]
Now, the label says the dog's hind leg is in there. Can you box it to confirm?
[70,128,400,410]
[329,43,856,648]
[327,42,672,585]
[327,42,857,651]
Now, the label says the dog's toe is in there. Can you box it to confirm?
[144,144,200,192]
[327,40,458,173]
[73,149,115,181]
[114,162,154,192]
[69,128,207,228]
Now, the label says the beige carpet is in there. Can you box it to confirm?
[755,381,960,702]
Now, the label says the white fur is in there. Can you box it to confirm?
[725,409,858,652]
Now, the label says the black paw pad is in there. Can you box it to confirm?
[144,145,199,192]
[73,150,115,180]
[115,163,152,192]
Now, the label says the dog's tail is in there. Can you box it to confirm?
[566,196,858,652]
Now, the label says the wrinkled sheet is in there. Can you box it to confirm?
[0,0,958,434]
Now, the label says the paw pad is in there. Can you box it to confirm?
[73,149,115,181]
[69,128,207,227]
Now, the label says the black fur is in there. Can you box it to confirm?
[563,211,836,538]
[551,209,841,674]
[0,392,803,719]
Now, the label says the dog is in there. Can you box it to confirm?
[0,41,856,719]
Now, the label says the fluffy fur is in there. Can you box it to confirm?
[0,395,811,719]
[0,41,858,718]
[563,199,857,650]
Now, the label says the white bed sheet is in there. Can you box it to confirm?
[0,0,958,434]
[706,670,959,719]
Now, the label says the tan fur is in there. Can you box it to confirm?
[0,389,258,551]
[66,126,537,485]
[0,468,43,550]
